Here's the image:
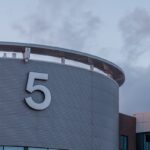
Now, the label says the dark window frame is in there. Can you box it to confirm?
[120,135,128,150]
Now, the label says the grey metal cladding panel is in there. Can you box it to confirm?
[92,137,117,150]
[92,72,119,98]
[0,59,119,150]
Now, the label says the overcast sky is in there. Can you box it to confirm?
[0,0,150,114]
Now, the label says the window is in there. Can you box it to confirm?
[137,132,150,150]
[120,135,128,150]
[4,147,24,150]
[28,148,46,150]
[146,133,150,142]
[0,146,64,150]
[0,147,3,150]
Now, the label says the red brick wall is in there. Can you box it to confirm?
[119,113,136,150]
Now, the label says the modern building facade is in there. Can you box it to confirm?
[119,112,150,150]
[0,42,125,150]
[135,112,150,150]
[119,113,136,150]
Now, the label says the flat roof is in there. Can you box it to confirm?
[0,41,125,86]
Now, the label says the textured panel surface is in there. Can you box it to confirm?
[0,59,119,150]
[134,112,150,133]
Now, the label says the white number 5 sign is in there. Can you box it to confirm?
[25,72,51,110]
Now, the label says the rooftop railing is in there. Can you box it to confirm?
[0,42,125,86]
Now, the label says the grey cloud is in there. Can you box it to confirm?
[120,65,150,114]
[119,8,150,114]
[120,8,150,45]
[58,11,101,50]
[13,0,101,51]
[119,8,150,62]
[13,15,49,37]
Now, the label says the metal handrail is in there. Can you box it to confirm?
[0,41,125,86]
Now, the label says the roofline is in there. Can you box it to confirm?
[0,41,125,86]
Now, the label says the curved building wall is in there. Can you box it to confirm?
[0,59,119,150]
